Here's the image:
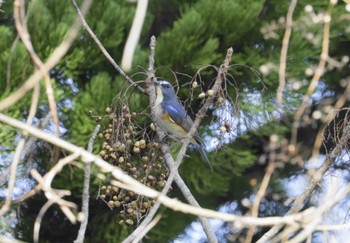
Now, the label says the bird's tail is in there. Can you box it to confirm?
[198,144,213,171]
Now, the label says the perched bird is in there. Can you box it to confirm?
[154,80,212,170]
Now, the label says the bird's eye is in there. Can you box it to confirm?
[162,84,170,89]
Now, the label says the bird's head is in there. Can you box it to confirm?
[155,80,177,101]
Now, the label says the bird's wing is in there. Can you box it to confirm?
[165,101,204,143]
[164,100,193,132]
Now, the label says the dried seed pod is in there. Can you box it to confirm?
[124,113,132,120]
[118,157,125,163]
[150,123,156,131]
[207,89,214,97]
[125,219,134,225]
[113,201,121,207]
[99,150,106,157]
[217,97,225,104]
[117,144,126,152]
[141,156,149,162]
[106,107,112,113]
[131,200,137,207]
[142,202,149,209]
[139,139,146,149]
[133,147,140,154]
[220,126,227,133]
[192,81,198,89]
[198,92,206,99]
[110,153,117,160]
[107,200,114,207]
[101,185,107,190]
[158,180,165,188]
[102,142,108,149]
[134,141,140,147]
[147,175,155,181]
[100,194,106,199]
[119,220,125,225]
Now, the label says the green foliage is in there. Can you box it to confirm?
[156,8,220,72]
[87,212,132,243]
[65,72,121,146]
[179,142,256,196]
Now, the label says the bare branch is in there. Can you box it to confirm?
[257,110,350,243]
[33,200,54,243]
[276,0,298,107]
[244,136,277,243]
[14,0,60,136]
[121,0,149,72]
[74,124,101,243]
[0,0,92,111]
[290,1,336,149]
[70,0,146,94]
[131,214,161,243]
[0,112,317,227]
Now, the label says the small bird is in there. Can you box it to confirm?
[154,80,212,170]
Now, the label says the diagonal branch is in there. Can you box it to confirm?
[71,0,146,94]
[0,112,318,226]
[74,124,101,243]
[0,0,92,111]
[276,0,298,108]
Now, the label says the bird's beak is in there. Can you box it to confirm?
[154,80,160,86]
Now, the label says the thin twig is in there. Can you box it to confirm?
[311,82,350,160]
[121,0,149,72]
[33,200,54,243]
[0,0,43,217]
[70,0,145,94]
[0,0,92,111]
[14,0,60,136]
[74,124,101,243]
[276,0,298,107]
[286,180,350,243]
[244,136,277,243]
[257,111,350,243]
[0,113,317,226]
[290,1,335,149]
[131,215,162,243]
